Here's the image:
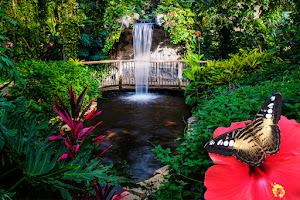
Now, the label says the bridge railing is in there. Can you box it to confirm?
[80,60,207,89]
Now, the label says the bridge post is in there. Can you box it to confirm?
[118,62,123,89]
[178,61,182,89]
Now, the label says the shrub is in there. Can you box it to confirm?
[183,49,277,106]
[151,78,300,199]
[239,62,299,86]
[0,91,130,199]
[9,60,101,117]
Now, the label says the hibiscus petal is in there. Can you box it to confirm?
[264,155,300,199]
[204,164,255,200]
[213,121,251,138]
[209,153,247,166]
[265,116,300,162]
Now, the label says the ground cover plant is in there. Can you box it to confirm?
[151,65,300,199]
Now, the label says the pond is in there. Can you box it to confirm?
[89,89,191,183]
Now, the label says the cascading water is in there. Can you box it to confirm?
[132,23,153,95]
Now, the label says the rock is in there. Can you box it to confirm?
[154,165,169,175]
[253,5,261,19]
[127,169,170,198]
[122,15,132,30]
[187,116,197,131]
[132,13,140,21]
[155,14,165,26]
[121,13,140,31]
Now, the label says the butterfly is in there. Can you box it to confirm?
[204,93,282,166]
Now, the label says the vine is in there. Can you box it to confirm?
[154,0,197,52]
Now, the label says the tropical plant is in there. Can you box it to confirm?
[47,85,131,199]
[182,49,278,106]
[0,6,24,88]
[91,178,129,200]
[0,94,75,199]
[9,60,100,117]
[154,0,197,51]
[0,87,130,199]
[47,85,105,161]
[102,0,150,54]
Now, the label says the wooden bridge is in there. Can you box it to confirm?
[80,60,207,89]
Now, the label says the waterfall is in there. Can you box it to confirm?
[133,23,153,94]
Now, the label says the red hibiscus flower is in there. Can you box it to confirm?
[204,116,300,200]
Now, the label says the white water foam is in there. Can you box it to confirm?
[120,93,160,103]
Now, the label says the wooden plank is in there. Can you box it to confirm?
[80,60,208,65]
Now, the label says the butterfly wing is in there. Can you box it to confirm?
[205,94,282,166]
[234,126,266,166]
[204,128,241,157]
[253,93,282,124]
[204,127,266,166]
[251,93,282,155]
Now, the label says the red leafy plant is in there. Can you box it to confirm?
[47,85,109,160]
[91,177,130,200]
[46,85,129,200]
[204,116,300,200]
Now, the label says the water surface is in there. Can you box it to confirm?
[90,91,190,182]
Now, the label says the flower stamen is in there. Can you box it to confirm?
[272,183,285,198]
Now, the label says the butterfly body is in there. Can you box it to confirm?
[205,94,282,166]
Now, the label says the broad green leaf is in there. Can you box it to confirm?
[183,69,195,81]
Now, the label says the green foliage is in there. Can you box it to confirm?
[0,6,24,87]
[1,0,86,61]
[154,0,196,51]
[239,62,299,86]
[0,1,43,61]
[183,49,276,106]
[151,74,300,199]
[0,95,71,198]
[0,189,15,200]
[102,0,150,53]
[9,60,101,117]
[78,32,107,61]
[193,0,297,58]
[0,93,129,199]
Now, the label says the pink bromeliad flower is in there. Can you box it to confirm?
[47,86,110,160]
[204,116,300,200]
